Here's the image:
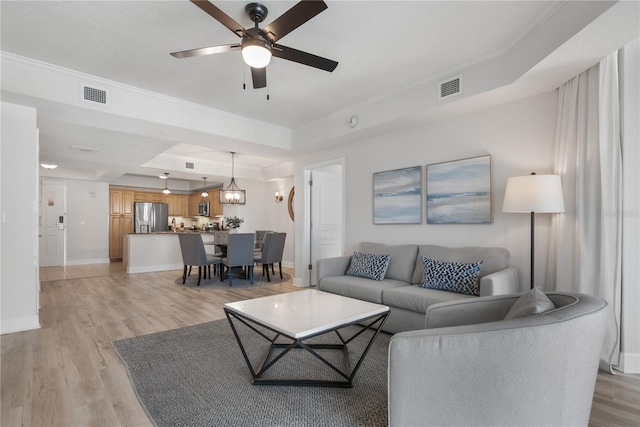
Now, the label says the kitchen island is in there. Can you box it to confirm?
[124,231,217,274]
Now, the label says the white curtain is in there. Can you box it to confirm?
[547,52,622,372]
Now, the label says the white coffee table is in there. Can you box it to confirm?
[224,289,389,387]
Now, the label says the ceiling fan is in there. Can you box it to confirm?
[170,0,338,89]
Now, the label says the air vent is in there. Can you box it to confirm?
[185,162,195,169]
[82,85,107,104]
[70,145,99,153]
[439,76,462,100]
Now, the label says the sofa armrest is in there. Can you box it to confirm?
[424,293,521,329]
[479,266,518,296]
[316,255,352,285]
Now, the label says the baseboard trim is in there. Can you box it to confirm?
[127,263,183,274]
[1,315,40,335]
[66,258,111,266]
[621,352,640,374]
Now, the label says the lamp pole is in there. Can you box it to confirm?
[530,210,535,289]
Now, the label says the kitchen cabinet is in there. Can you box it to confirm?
[109,215,133,260]
[147,192,164,203]
[189,194,202,217]
[209,189,223,216]
[134,191,164,203]
[109,188,134,260]
[134,192,148,202]
[166,194,188,216]
[110,189,134,216]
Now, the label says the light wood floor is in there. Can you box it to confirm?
[1,264,638,426]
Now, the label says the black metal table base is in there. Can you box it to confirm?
[224,309,388,387]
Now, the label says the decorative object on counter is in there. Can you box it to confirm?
[220,152,246,205]
[161,172,171,195]
[274,191,283,203]
[502,173,565,289]
[224,216,244,231]
[200,177,209,198]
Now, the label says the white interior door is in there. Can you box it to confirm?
[309,164,344,286]
[39,181,66,267]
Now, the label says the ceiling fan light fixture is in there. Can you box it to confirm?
[241,38,271,68]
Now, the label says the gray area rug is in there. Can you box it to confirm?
[113,319,389,426]
[175,269,292,289]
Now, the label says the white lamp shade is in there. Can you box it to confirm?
[502,174,565,213]
[241,40,271,68]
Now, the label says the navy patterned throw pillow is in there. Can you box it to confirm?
[420,257,483,296]
[346,252,390,281]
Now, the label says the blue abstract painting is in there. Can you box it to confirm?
[373,166,422,224]
[426,155,491,224]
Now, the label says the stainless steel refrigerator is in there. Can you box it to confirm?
[134,202,169,233]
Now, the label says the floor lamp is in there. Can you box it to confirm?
[502,173,565,289]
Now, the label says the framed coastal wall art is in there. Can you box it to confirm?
[426,155,492,224]
[373,165,422,224]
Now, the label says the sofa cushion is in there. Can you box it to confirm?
[420,257,483,296]
[359,242,418,283]
[505,288,557,320]
[412,245,509,284]
[346,252,390,281]
[319,276,408,304]
[383,285,473,314]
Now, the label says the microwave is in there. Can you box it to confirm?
[198,201,210,216]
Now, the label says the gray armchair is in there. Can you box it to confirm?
[177,233,222,286]
[388,292,608,427]
[254,232,286,282]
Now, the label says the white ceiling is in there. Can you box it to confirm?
[1,0,638,187]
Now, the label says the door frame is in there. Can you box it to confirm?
[302,157,345,287]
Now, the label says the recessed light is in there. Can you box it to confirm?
[41,163,58,169]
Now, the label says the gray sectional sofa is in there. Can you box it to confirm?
[316,242,518,333]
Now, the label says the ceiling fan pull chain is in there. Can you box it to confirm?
[243,64,246,90]
[267,79,270,101]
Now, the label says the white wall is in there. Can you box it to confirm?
[1,102,40,334]
[63,179,110,264]
[294,91,559,290]
[621,38,640,373]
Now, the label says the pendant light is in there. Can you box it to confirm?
[201,177,209,198]
[220,152,246,205]
[162,172,171,195]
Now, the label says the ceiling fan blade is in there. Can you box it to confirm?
[261,0,327,43]
[272,44,338,72]
[170,44,240,59]
[251,67,267,89]
[190,0,247,38]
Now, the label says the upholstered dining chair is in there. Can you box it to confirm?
[254,230,272,251]
[177,233,222,286]
[221,233,255,286]
[254,232,286,282]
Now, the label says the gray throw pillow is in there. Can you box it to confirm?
[504,288,556,320]
[346,252,390,281]
[420,257,483,296]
